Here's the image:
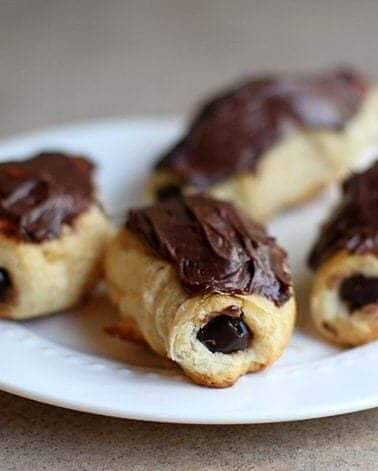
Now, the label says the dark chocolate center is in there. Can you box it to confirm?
[156,184,182,201]
[0,268,11,302]
[197,313,252,354]
[339,274,378,312]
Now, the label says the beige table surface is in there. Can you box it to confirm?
[1,1,378,469]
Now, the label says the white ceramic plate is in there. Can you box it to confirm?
[0,118,377,424]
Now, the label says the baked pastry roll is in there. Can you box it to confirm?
[151,67,378,222]
[0,152,111,320]
[308,160,378,346]
[106,195,296,387]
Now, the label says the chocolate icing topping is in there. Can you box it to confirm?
[0,152,95,242]
[156,68,368,189]
[309,160,378,270]
[126,195,292,306]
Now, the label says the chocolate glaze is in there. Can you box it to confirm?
[309,160,378,270]
[197,306,252,354]
[0,152,95,242]
[339,274,378,312]
[126,195,292,305]
[0,268,11,302]
[156,68,368,189]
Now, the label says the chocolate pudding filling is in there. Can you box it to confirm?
[126,195,292,305]
[156,68,368,190]
[0,152,96,242]
[339,274,378,312]
[309,160,378,270]
[0,268,11,303]
[197,306,252,354]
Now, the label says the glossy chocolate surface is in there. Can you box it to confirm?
[0,152,95,242]
[339,274,378,312]
[156,68,368,189]
[309,160,378,270]
[127,195,292,305]
[197,306,252,354]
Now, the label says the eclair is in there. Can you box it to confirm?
[308,160,378,346]
[151,67,378,221]
[105,195,296,387]
[0,152,111,319]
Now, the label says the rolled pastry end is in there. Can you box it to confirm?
[106,230,296,387]
[311,251,378,346]
[170,293,296,388]
[0,204,111,320]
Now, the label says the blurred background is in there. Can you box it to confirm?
[1,0,378,138]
